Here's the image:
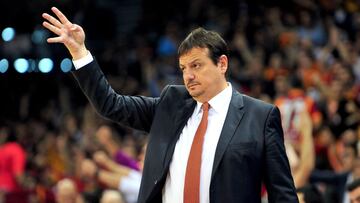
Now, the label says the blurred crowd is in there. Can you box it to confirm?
[1,0,360,202]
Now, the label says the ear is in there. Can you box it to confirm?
[217,55,228,74]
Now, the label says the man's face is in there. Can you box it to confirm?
[95,126,112,145]
[350,187,360,203]
[179,47,227,102]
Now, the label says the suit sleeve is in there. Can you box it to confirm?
[263,106,299,203]
[72,59,160,132]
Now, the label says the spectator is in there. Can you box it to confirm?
[100,190,124,203]
[310,142,360,203]
[81,141,146,203]
[95,125,140,171]
[2,1,360,202]
[0,125,26,193]
[55,178,84,203]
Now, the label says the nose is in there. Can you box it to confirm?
[183,71,195,82]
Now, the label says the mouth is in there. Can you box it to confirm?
[187,83,199,89]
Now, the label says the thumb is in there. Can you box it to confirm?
[70,24,82,32]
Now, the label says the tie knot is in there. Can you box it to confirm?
[202,102,209,112]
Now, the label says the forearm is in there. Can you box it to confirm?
[98,170,122,189]
[97,168,141,201]
[102,158,131,176]
[72,60,157,131]
[72,60,123,118]
[309,169,340,184]
[294,118,315,187]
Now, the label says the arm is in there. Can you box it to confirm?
[42,7,159,131]
[81,159,141,203]
[73,60,159,131]
[292,110,315,188]
[309,169,345,184]
[81,159,126,188]
[98,168,141,203]
[264,106,299,203]
[93,151,132,175]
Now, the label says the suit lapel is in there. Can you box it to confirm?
[211,90,245,178]
[162,97,196,168]
[144,95,195,203]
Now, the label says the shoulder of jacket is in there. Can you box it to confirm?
[160,85,189,98]
[242,94,274,110]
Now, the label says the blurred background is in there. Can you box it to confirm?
[1,0,360,202]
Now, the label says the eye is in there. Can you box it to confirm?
[192,63,201,69]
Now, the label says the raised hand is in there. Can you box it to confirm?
[93,151,109,166]
[42,7,88,60]
[81,159,98,178]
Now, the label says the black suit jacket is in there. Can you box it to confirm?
[73,60,298,203]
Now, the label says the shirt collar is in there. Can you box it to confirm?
[195,83,233,115]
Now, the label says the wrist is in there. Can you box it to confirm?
[71,46,88,60]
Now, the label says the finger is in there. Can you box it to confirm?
[47,36,63,43]
[51,7,71,25]
[42,13,62,28]
[42,22,62,36]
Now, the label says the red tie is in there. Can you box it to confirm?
[184,102,210,203]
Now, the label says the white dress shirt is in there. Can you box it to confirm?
[162,84,232,203]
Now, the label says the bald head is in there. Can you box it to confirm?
[100,190,124,203]
[56,179,78,203]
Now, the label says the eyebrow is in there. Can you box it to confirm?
[179,59,202,67]
[190,59,201,63]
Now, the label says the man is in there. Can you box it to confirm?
[100,190,124,203]
[95,125,140,171]
[81,150,144,203]
[309,142,360,203]
[42,7,298,203]
[55,178,84,203]
[348,179,360,203]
